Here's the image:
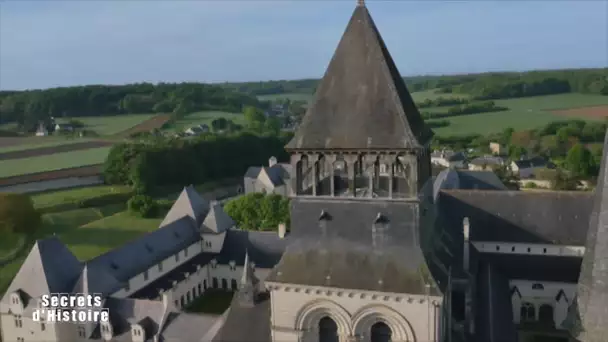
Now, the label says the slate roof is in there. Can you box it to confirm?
[160,185,209,228]
[512,156,548,169]
[130,229,287,300]
[103,297,168,340]
[201,202,235,233]
[72,264,123,297]
[474,262,518,342]
[569,130,608,341]
[160,312,219,342]
[1,237,83,308]
[87,216,200,282]
[277,197,438,294]
[285,4,432,150]
[433,169,507,199]
[437,190,592,245]
[478,253,582,283]
[469,156,505,166]
[213,292,272,342]
[244,163,292,188]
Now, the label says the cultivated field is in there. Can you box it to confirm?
[55,114,157,136]
[168,111,246,132]
[551,105,608,119]
[428,93,608,136]
[0,147,111,178]
[410,89,470,102]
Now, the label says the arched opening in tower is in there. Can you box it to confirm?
[392,158,411,198]
[333,157,349,196]
[354,155,371,197]
[316,155,332,196]
[370,321,392,342]
[318,316,339,342]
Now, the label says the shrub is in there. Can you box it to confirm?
[127,195,159,218]
[0,193,41,235]
[224,193,290,231]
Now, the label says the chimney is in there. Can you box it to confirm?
[278,223,286,239]
[463,217,470,273]
[269,156,277,167]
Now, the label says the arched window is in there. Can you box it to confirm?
[371,322,392,342]
[212,277,218,289]
[221,278,228,290]
[231,279,238,290]
[532,283,544,290]
[318,316,339,342]
[520,302,535,322]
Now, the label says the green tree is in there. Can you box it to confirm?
[243,106,266,131]
[565,143,595,177]
[264,117,282,135]
[0,193,41,235]
[224,193,290,231]
[127,194,159,218]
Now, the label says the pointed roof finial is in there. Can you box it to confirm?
[357,0,365,7]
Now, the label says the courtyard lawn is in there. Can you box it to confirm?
[55,114,157,136]
[167,111,246,132]
[427,93,608,137]
[185,290,234,314]
[31,185,132,211]
[0,146,112,178]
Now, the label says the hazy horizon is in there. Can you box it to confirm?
[1,0,606,91]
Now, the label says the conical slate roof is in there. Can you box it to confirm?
[72,263,122,296]
[286,3,432,151]
[200,202,235,234]
[568,129,608,341]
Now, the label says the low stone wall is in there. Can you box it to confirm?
[0,176,103,194]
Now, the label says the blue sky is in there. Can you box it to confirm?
[0,0,606,90]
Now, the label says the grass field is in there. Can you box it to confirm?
[0,137,98,153]
[167,111,246,132]
[0,146,112,178]
[55,114,156,136]
[411,89,470,102]
[31,185,132,211]
[429,94,608,136]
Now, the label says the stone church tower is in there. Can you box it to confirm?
[265,1,444,342]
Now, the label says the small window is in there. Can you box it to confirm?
[110,262,119,270]
[14,315,23,328]
[184,247,189,257]
[145,244,153,253]
[158,262,163,272]
[206,241,212,248]
[125,280,130,292]
[174,231,180,238]
[495,245,500,251]
[143,270,149,281]
[78,326,86,337]
[527,247,531,252]
[41,323,46,331]
[17,338,24,342]
[511,246,515,252]
[532,283,544,290]
[175,253,180,262]
[543,248,547,254]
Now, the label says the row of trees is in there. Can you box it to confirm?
[416,97,469,108]
[223,193,290,231]
[103,132,291,193]
[219,68,607,98]
[0,83,262,131]
[421,101,507,120]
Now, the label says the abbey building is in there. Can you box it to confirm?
[1,2,606,342]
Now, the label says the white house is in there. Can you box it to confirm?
[431,150,467,168]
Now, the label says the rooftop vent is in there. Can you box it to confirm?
[110,262,119,270]
[145,244,153,253]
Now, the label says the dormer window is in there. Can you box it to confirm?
[205,241,212,248]
[110,262,119,270]
[175,253,180,262]
[532,283,544,290]
[211,259,217,269]
[145,244,153,253]
[143,270,149,281]
[174,231,180,238]
[229,261,236,271]
[184,247,189,257]
[77,326,86,337]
